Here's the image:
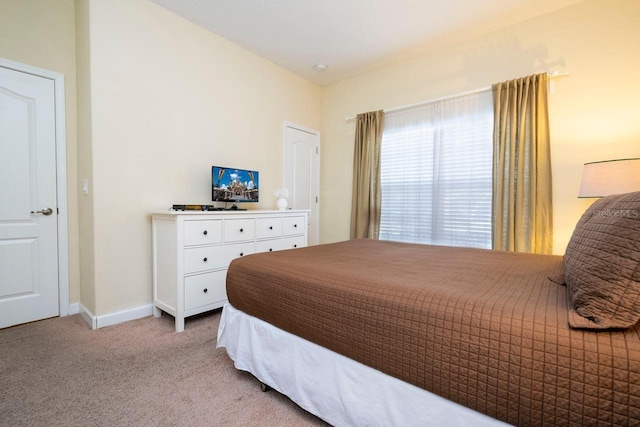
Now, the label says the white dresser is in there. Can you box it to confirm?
[152,210,308,332]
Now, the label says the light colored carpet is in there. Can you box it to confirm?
[0,310,329,427]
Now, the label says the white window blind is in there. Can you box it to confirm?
[379,89,494,249]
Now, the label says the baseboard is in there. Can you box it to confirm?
[79,304,97,329]
[96,304,154,329]
[68,302,80,315]
[78,303,153,330]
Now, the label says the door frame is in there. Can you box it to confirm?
[282,121,320,245]
[0,57,69,317]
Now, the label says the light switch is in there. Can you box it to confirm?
[82,178,89,195]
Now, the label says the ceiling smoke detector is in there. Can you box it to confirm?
[314,64,327,72]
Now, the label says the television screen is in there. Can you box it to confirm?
[212,166,259,203]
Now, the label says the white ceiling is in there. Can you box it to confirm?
[150,0,585,86]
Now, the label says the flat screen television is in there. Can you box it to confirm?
[212,166,259,203]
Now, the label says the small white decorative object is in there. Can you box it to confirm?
[275,187,289,211]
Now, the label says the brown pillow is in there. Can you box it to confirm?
[563,191,640,329]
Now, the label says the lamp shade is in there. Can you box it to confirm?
[578,158,640,198]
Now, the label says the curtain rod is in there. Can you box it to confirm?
[344,70,570,122]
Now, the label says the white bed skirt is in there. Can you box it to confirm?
[217,303,509,427]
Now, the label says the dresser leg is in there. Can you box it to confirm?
[153,306,161,318]
[176,317,184,333]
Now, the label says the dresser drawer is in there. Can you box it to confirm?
[224,218,255,242]
[255,235,305,253]
[256,217,282,239]
[184,271,227,311]
[224,241,255,262]
[283,216,305,236]
[184,242,254,274]
[184,220,222,246]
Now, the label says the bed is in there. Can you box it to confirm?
[217,191,640,426]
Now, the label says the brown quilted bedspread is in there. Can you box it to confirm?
[226,239,640,426]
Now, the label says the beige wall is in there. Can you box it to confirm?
[321,0,640,254]
[0,0,81,304]
[83,0,322,315]
[75,0,96,314]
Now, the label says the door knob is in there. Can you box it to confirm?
[31,207,53,216]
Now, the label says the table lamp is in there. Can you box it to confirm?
[578,158,640,198]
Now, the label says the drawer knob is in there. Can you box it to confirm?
[269,248,273,252]
[294,244,297,248]
[240,228,244,232]
[269,226,273,230]
[294,224,297,228]
[203,257,208,262]
[203,288,208,293]
[203,230,208,235]
[240,252,244,256]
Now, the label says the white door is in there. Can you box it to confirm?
[0,65,59,328]
[283,123,320,245]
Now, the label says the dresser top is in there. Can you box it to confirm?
[152,209,309,216]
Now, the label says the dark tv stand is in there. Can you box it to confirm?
[225,203,247,211]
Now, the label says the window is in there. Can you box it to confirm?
[379,90,494,249]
